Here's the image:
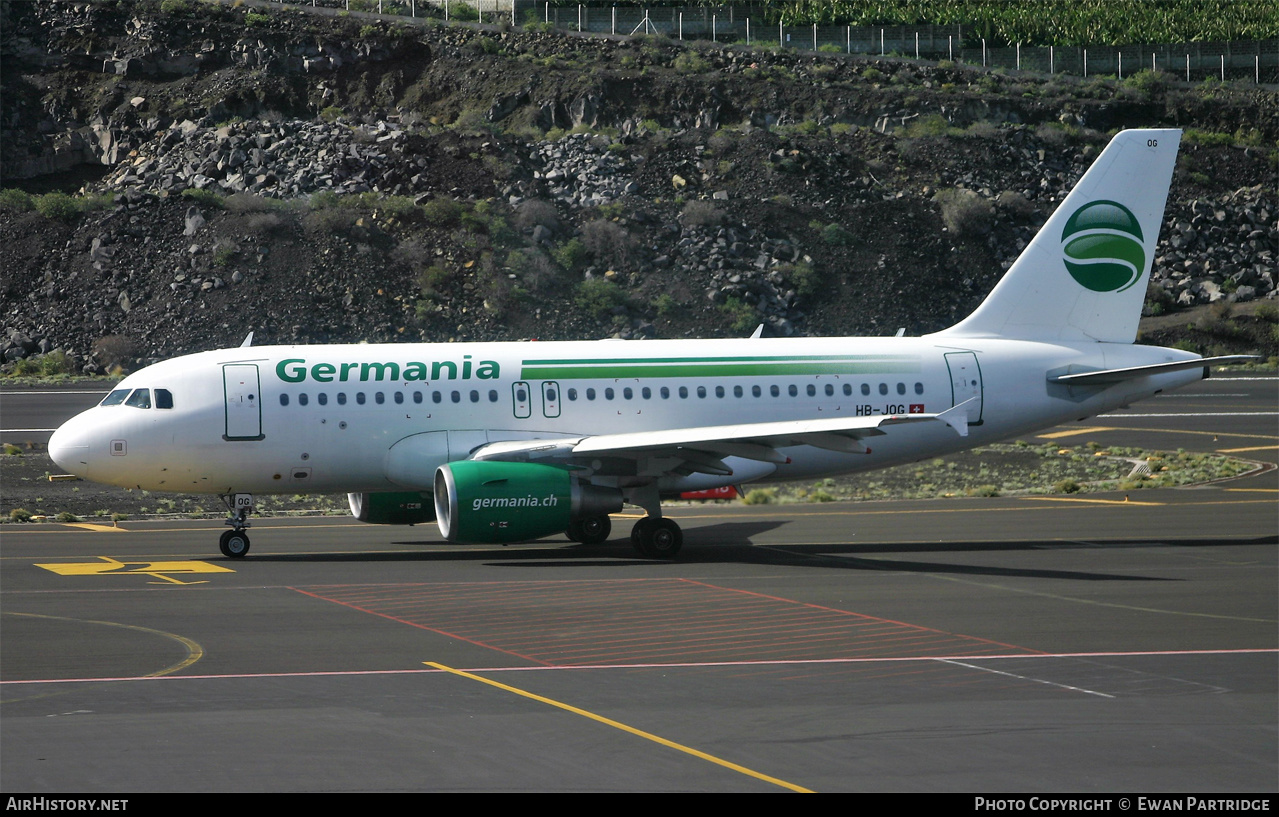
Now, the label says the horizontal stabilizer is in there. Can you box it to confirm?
[1048,355,1257,385]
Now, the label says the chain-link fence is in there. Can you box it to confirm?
[264,1,1279,83]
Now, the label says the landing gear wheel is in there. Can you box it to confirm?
[568,515,612,545]
[219,529,250,559]
[631,518,682,559]
[630,518,654,553]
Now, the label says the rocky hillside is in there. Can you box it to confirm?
[2,0,1275,374]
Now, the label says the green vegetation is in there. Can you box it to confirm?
[718,296,760,333]
[781,262,822,298]
[903,113,960,139]
[28,190,113,222]
[3,351,78,379]
[34,192,81,222]
[818,222,855,246]
[448,1,480,22]
[767,1,1278,46]
[0,188,34,212]
[180,187,225,209]
[673,50,709,73]
[574,278,628,320]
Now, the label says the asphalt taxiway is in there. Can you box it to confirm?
[1,375,1275,792]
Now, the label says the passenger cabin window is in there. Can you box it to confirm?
[125,389,151,409]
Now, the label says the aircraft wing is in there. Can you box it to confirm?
[470,401,973,476]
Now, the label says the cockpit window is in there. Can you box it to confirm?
[100,389,130,406]
[124,389,152,409]
[155,389,174,409]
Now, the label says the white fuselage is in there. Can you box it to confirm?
[48,336,1204,497]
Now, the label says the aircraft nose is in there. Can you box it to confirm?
[48,415,92,475]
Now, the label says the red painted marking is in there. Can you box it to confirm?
[296,578,1043,666]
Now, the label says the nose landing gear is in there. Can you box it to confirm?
[219,493,254,558]
[219,527,250,558]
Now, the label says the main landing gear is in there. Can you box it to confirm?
[630,517,683,559]
[623,484,683,559]
[566,515,612,545]
[218,493,253,558]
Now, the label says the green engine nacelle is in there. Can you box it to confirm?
[348,491,435,525]
[434,460,622,544]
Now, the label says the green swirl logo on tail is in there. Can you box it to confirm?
[1061,200,1145,292]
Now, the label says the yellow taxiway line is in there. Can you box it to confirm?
[424,661,813,793]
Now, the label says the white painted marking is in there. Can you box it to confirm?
[937,658,1115,697]
[3,648,1273,686]
[1097,412,1278,418]
[0,391,110,396]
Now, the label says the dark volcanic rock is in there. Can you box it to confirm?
[1,0,1275,369]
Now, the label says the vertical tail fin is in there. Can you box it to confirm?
[937,129,1180,344]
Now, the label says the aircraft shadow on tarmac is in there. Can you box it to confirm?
[231,521,1274,581]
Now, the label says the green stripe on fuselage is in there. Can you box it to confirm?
[519,356,920,380]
